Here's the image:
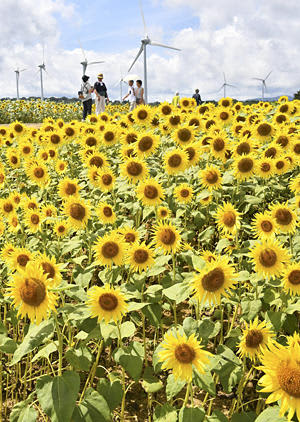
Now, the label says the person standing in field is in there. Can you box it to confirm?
[79,75,93,121]
[122,80,136,111]
[192,89,202,106]
[135,80,144,105]
[94,73,109,115]
[172,92,180,107]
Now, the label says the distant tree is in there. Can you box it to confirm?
[294,90,300,100]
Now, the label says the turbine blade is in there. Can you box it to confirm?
[217,84,225,92]
[78,38,87,62]
[20,68,27,72]
[252,78,263,81]
[88,61,105,65]
[226,84,236,88]
[128,44,144,72]
[139,0,148,37]
[265,70,272,80]
[42,43,45,64]
[223,72,226,83]
[150,41,181,51]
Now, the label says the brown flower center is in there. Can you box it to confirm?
[17,254,30,268]
[124,233,136,243]
[276,136,288,147]
[277,366,300,398]
[222,100,230,107]
[103,206,113,217]
[186,147,195,161]
[34,167,45,178]
[90,156,104,168]
[11,156,18,164]
[202,268,225,292]
[151,117,160,126]
[169,116,181,126]
[261,162,271,172]
[276,160,285,170]
[133,249,149,264]
[137,110,148,120]
[288,270,300,285]
[139,136,153,152]
[99,293,118,311]
[161,105,172,115]
[31,214,40,225]
[237,142,251,155]
[276,115,286,123]
[46,209,53,217]
[23,146,31,154]
[50,134,61,144]
[42,262,55,279]
[127,162,142,176]
[213,138,225,152]
[85,136,96,146]
[257,123,272,137]
[199,105,208,114]
[160,209,167,217]
[245,329,263,348]
[65,127,75,137]
[274,209,292,226]
[259,248,277,267]
[70,203,86,221]
[261,220,273,232]
[168,154,182,168]
[102,174,112,185]
[160,228,176,245]
[14,124,23,133]
[206,170,218,184]
[177,128,192,142]
[220,111,229,120]
[101,241,119,259]
[174,344,195,364]
[104,131,114,142]
[223,211,236,227]
[189,118,200,126]
[20,277,46,306]
[65,183,76,195]
[58,225,65,233]
[279,104,289,113]
[180,189,190,198]
[4,203,13,213]
[144,185,158,199]
[28,202,37,210]
[206,120,215,129]
[238,158,254,173]
[294,143,300,154]
[126,133,137,144]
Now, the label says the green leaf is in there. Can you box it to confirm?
[166,374,186,400]
[11,320,55,365]
[154,404,177,422]
[36,371,80,422]
[0,333,17,354]
[31,342,57,363]
[193,369,216,396]
[128,302,149,312]
[241,300,262,321]
[72,390,111,422]
[97,378,123,411]
[207,410,229,421]
[142,367,163,393]
[215,238,231,253]
[191,255,206,271]
[10,403,38,422]
[231,411,256,422]
[114,342,144,381]
[265,311,286,332]
[65,346,93,371]
[179,407,205,422]
[143,303,162,327]
[163,283,191,304]
[198,319,221,339]
[183,317,198,336]
[254,406,288,422]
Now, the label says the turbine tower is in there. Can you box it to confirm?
[79,40,105,75]
[38,46,46,101]
[252,71,272,101]
[14,67,27,100]
[128,0,181,104]
[217,73,236,98]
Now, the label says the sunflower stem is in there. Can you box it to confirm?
[54,314,63,376]
[289,232,294,256]
[183,382,191,408]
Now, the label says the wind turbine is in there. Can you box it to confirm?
[217,73,236,98]
[252,71,272,101]
[38,45,47,101]
[14,67,27,100]
[79,39,105,75]
[113,66,127,102]
[128,0,181,104]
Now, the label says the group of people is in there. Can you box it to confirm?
[79,73,144,120]
[172,89,202,107]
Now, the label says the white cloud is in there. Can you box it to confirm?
[1,0,300,102]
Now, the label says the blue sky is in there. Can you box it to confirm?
[1,0,299,101]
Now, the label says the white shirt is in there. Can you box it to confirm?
[127,86,136,103]
[81,82,92,102]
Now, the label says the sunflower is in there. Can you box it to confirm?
[152,222,181,255]
[118,226,139,244]
[63,197,90,230]
[1,243,16,264]
[215,202,240,235]
[274,157,290,175]
[0,198,15,217]
[55,160,68,174]
[62,124,78,141]
[158,102,174,117]
[210,133,229,162]
[183,142,201,167]
[7,214,20,233]
[96,202,116,224]
[27,161,49,187]
[166,114,182,129]
[85,151,108,169]
[173,125,195,147]
[21,195,39,211]
[233,155,256,181]
[256,158,275,178]
[25,210,42,233]
[120,130,138,146]
[237,318,274,361]
[11,248,34,273]
[180,97,193,109]
[58,178,81,200]
[218,97,233,108]
[282,262,300,296]
[6,262,57,325]
[93,232,126,268]
[200,166,222,191]
[19,140,34,157]
[232,137,256,157]
[216,108,233,125]
[41,204,57,220]
[164,149,188,175]
[102,125,119,146]
[120,158,148,184]
[289,175,300,194]
[127,242,155,273]
[200,250,217,264]
[257,342,300,421]
[34,253,62,287]
[174,183,194,204]
[269,202,298,233]
[54,220,69,238]
[157,206,170,220]
[136,178,165,207]
[274,129,293,150]
[132,105,153,124]
[7,150,21,169]
[249,239,290,278]
[81,133,100,148]
[11,121,27,137]
[191,255,237,305]
[291,139,300,162]
[135,133,159,157]
[119,144,136,160]
[251,212,277,240]
[158,331,211,382]
[86,284,127,324]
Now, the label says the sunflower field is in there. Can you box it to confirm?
[0,96,300,422]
